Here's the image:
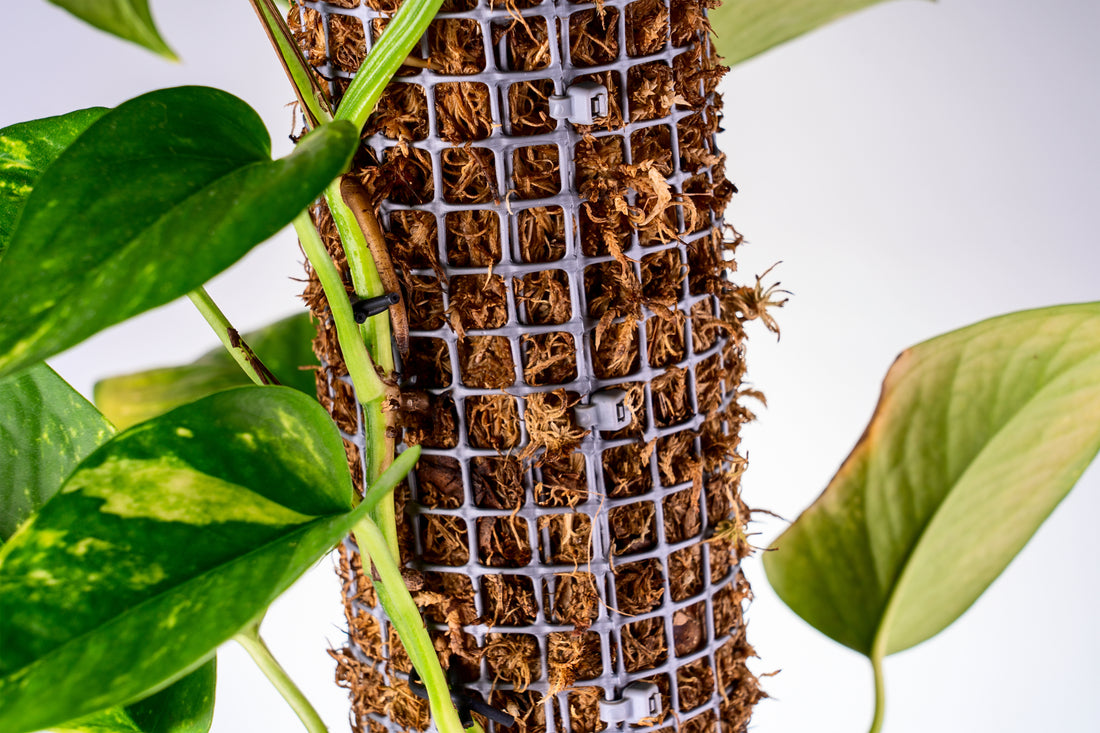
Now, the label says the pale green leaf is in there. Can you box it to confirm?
[47,0,177,60]
[0,363,114,541]
[0,386,359,733]
[766,302,1100,662]
[0,107,107,258]
[709,0,924,67]
[0,87,357,379]
[94,313,318,429]
[54,660,216,733]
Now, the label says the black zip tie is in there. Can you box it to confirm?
[408,663,516,729]
[352,292,400,324]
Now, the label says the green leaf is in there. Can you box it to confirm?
[54,660,216,733]
[709,0,924,66]
[0,87,357,379]
[766,303,1100,662]
[0,107,107,258]
[0,386,359,733]
[0,363,115,542]
[94,313,319,429]
[47,0,177,60]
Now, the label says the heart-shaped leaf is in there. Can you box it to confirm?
[765,303,1100,689]
[709,0,923,66]
[0,363,115,541]
[0,386,359,733]
[46,0,176,60]
[0,87,357,379]
[0,107,107,258]
[94,312,319,429]
[54,659,216,733]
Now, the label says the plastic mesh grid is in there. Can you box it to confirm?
[299,1,754,731]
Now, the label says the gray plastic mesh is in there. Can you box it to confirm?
[302,1,750,731]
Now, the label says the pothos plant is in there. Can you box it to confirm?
[0,3,1097,733]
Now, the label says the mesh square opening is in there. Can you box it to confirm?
[405,393,458,449]
[569,8,620,66]
[472,455,526,509]
[482,573,538,626]
[663,487,702,544]
[609,501,658,556]
[641,248,685,301]
[522,332,579,386]
[631,124,674,175]
[538,512,592,564]
[656,429,699,486]
[508,79,556,136]
[712,579,741,638]
[583,260,635,319]
[676,658,715,713]
[458,336,515,388]
[327,13,365,72]
[403,275,446,330]
[477,516,533,567]
[690,299,721,352]
[515,205,567,263]
[601,442,652,497]
[695,352,724,412]
[628,61,674,122]
[493,17,551,71]
[414,454,463,508]
[613,558,665,615]
[403,338,453,389]
[445,209,501,266]
[419,514,469,565]
[429,18,486,74]
[625,0,670,57]
[421,571,477,624]
[516,269,572,325]
[387,210,438,269]
[651,366,691,427]
[384,146,434,205]
[590,323,640,379]
[535,453,588,507]
[367,82,429,141]
[511,145,561,200]
[435,81,493,142]
[442,147,498,204]
[677,112,718,173]
[466,394,521,449]
[686,231,723,296]
[485,633,541,691]
[545,571,600,626]
[647,311,687,368]
[447,274,507,332]
[488,690,548,733]
[669,545,704,602]
[622,616,668,673]
[548,631,604,681]
[564,689,605,733]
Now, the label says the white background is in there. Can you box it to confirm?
[2,1,1098,732]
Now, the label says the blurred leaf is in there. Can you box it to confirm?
[0,363,114,541]
[54,660,216,733]
[0,386,357,733]
[0,87,356,379]
[95,313,318,429]
[47,0,177,60]
[709,0,923,66]
[766,303,1100,662]
[0,107,107,258]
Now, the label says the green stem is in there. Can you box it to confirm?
[187,287,276,387]
[293,211,386,403]
[333,0,446,133]
[353,516,464,733]
[247,0,333,128]
[868,652,886,733]
[235,623,329,733]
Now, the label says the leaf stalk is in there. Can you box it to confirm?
[235,623,329,733]
[187,287,278,387]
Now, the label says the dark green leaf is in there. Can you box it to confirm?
[0,363,114,541]
[54,660,216,733]
[766,303,1100,662]
[94,313,319,429]
[0,87,357,379]
[709,0,924,66]
[0,386,358,733]
[0,107,107,258]
[47,0,176,60]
